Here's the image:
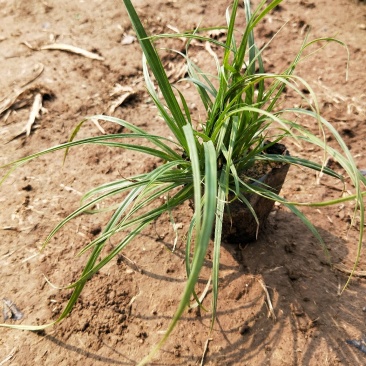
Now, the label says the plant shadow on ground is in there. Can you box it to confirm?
[29,211,364,366]
[39,334,129,365]
[210,211,365,365]
[133,210,364,365]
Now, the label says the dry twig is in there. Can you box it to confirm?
[0,347,17,366]
[190,276,212,309]
[334,263,366,277]
[258,278,276,321]
[24,93,43,136]
[90,118,106,134]
[200,338,213,366]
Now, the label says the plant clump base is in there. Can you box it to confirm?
[222,143,290,243]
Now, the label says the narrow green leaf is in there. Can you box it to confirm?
[123,0,188,150]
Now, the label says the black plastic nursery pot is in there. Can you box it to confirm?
[222,143,290,243]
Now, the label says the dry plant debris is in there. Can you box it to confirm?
[0,63,44,116]
[334,263,366,277]
[107,84,136,114]
[24,93,44,136]
[23,41,104,61]
[164,61,187,83]
[257,277,276,321]
[346,338,366,355]
[2,298,24,321]
[200,338,213,366]
[0,62,52,141]
[0,347,17,366]
[2,86,51,142]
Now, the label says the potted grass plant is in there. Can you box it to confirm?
[1,0,365,364]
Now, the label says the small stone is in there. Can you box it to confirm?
[358,24,366,30]
[121,34,136,45]
[239,322,250,335]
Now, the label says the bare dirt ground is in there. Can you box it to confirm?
[1,0,366,365]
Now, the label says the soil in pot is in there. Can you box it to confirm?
[222,142,289,243]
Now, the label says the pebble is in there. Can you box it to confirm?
[239,322,250,335]
[121,34,136,45]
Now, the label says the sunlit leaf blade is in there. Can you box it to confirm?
[123,0,188,151]
[138,136,217,365]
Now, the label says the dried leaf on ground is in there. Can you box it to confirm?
[24,93,44,136]
[164,61,187,82]
[107,84,136,114]
[2,85,52,142]
[23,41,104,61]
[40,43,104,60]
[0,63,44,116]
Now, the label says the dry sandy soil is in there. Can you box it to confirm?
[1,0,366,365]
